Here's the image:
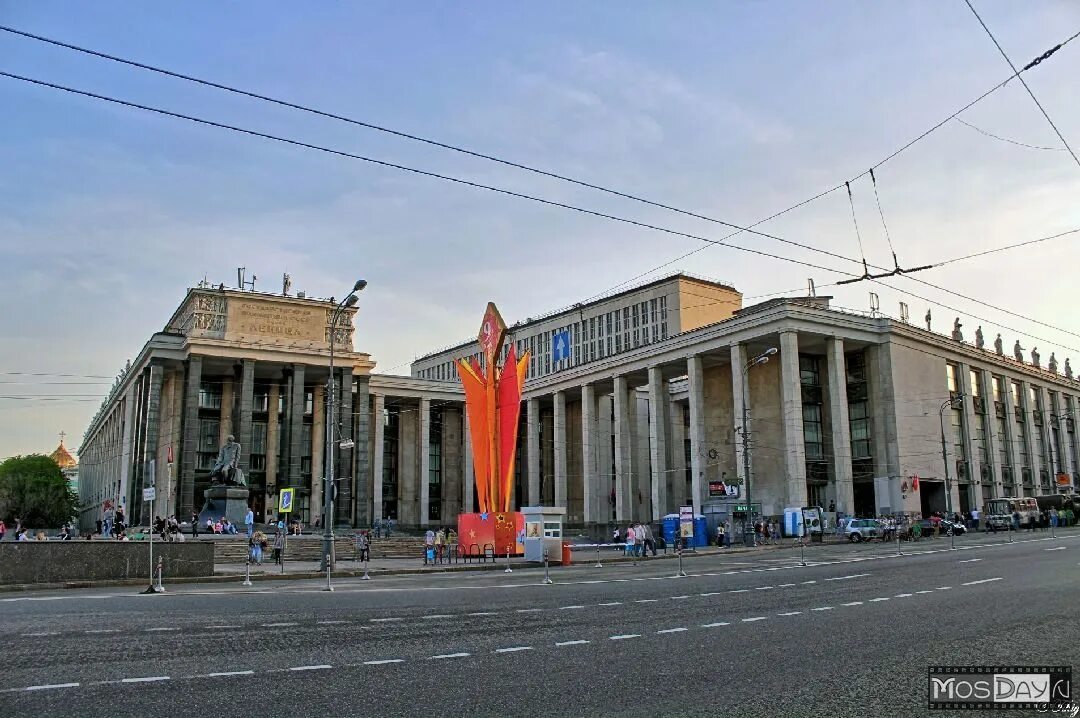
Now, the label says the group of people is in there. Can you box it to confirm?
[613,522,656,557]
[1009,507,1071,531]
[423,526,459,564]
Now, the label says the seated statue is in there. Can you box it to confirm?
[210,434,246,486]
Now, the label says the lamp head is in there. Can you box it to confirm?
[764,347,778,356]
[344,294,359,308]
[352,279,368,293]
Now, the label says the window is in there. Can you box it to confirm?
[946,363,960,394]
[197,418,220,469]
[969,369,981,398]
[300,424,313,476]
[304,390,314,416]
[992,376,1003,404]
[847,351,872,461]
[250,421,267,471]
[429,409,442,522]
[253,387,269,413]
[800,355,825,464]
[382,407,399,520]
[1011,381,1021,409]
[659,296,668,339]
[198,381,222,410]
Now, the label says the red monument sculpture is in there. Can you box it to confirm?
[456,303,529,556]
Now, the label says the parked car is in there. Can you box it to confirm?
[918,518,966,536]
[845,518,880,542]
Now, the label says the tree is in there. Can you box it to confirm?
[0,454,78,528]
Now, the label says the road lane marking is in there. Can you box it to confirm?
[801,580,817,584]
[777,612,802,616]
[262,622,298,627]
[317,620,349,625]
[1045,547,1066,551]
[657,628,688,634]
[729,589,749,594]
[958,558,982,563]
[895,593,913,598]
[200,671,254,678]
[610,634,640,640]
[85,629,120,634]
[916,590,934,594]
[699,592,722,597]
[22,632,59,637]
[936,586,953,590]
[778,583,797,587]
[371,617,404,622]
[702,622,731,628]
[24,683,80,691]
[755,587,774,591]
[430,653,470,660]
[598,602,622,606]
[289,665,331,671]
[870,597,890,602]
[146,627,178,632]
[121,676,170,683]
[423,615,453,619]
[495,646,533,653]
[842,601,864,607]
[516,608,543,613]
[634,599,659,603]
[207,625,241,629]
[559,605,585,610]
[962,577,1003,586]
[468,612,497,616]
[555,640,590,647]
[824,573,870,581]
[742,617,767,622]
[811,607,834,611]
[364,659,404,665]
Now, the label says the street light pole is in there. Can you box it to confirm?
[739,347,777,548]
[321,280,366,573]
[938,394,963,519]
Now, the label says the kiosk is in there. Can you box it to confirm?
[521,506,566,563]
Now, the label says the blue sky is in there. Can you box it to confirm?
[1,1,1078,458]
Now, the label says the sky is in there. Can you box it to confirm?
[1,1,1078,459]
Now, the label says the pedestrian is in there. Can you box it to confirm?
[191,512,199,539]
[643,523,656,556]
[1050,508,1059,529]
[0,519,5,542]
[971,507,980,532]
[357,531,370,563]
[716,523,725,548]
[424,528,435,565]
[624,524,636,557]
[724,521,732,548]
[95,519,102,536]
[771,521,780,543]
[435,527,446,564]
[249,530,265,565]
[245,507,255,538]
[272,531,284,564]
[612,526,621,547]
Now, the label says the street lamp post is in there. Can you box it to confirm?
[739,347,778,548]
[321,279,367,573]
[939,394,963,549]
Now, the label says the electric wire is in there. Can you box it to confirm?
[962,0,1080,168]
[953,117,1064,151]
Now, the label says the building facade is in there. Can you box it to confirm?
[80,273,1079,532]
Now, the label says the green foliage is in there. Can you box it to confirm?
[0,454,78,528]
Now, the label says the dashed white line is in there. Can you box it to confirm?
[262,622,298,628]
[699,592,722,597]
[555,640,590,647]
[430,653,470,660]
[316,620,349,625]
[702,622,731,628]
[371,617,404,622]
[915,590,934,595]
[423,615,453,619]
[1045,547,1067,551]
[559,605,585,610]
[811,607,834,612]
[467,612,497,616]
[610,634,640,640]
[634,599,659,603]
[754,586,774,591]
[24,682,80,691]
[200,670,254,678]
[516,608,543,613]
[22,632,59,637]
[121,676,170,683]
[936,586,953,591]
[670,595,690,600]
[825,573,871,581]
[842,601,864,607]
[598,602,622,607]
[495,646,533,653]
[289,665,331,672]
[870,597,890,602]
[801,580,817,584]
[961,577,1003,586]
[777,611,802,617]
[208,625,241,629]
[958,558,983,563]
[364,659,404,665]
[742,616,768,623]
[778,583,797,588]
[729,589,749,594]
[145,627,179,632]
[85,629,120,634]
[895,593,913,598]
[657,627,688,634]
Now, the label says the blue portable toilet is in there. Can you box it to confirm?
[783,508,803,537]
[662,514,680,545]
[693,516,708,547]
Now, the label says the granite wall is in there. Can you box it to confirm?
[0,541,214,585]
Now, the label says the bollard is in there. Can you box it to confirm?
[949,524,956,551]
[242,558,253,587]
[676,547,687,578]
[595,544,603,568]
[542,550,553,585]
[323,553,334,592]
[1008,521,1013,543]
[504,547,512,574]
[799,538,807,567]
[896,533,903,557]
[154,556,165,593]
[1052,520,1057,539]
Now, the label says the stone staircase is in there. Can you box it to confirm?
[210,535,424,564]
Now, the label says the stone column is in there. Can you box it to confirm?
[287,364,306,488]
[614,376,632,521]
[266,383,281,515]
[647,366,668,521]
[143,364,164,518]
[419,397,431,527]
[311,384,325,525]
[687,355,705,516]
[353,375,371,526]
[826,338,854,514]
[779,331,808,507]
[554,391,567,508]
[527,398,540,506]
[669,400,687,507]
[1016,380,1037,492]
[336,368,354,527]
[981,371,1000,499]
[178,356,202,518]
[581,383,597,525]
[958,364,980,495]
[730,345,748,491]
[1001,377,1019,493]
[237,359,255,474]
[372,393,385,522]
[219,380,234,447]
[463,407,474,513]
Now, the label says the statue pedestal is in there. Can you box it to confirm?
[199,486,251,528]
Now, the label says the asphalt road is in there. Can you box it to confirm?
[2,532,1078,717]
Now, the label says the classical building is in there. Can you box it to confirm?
[79,272,1079,532]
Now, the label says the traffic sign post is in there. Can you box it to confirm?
[279,488,295,514]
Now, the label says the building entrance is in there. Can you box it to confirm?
[920,480,947,516]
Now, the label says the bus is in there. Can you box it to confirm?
[984,497,1039,531]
